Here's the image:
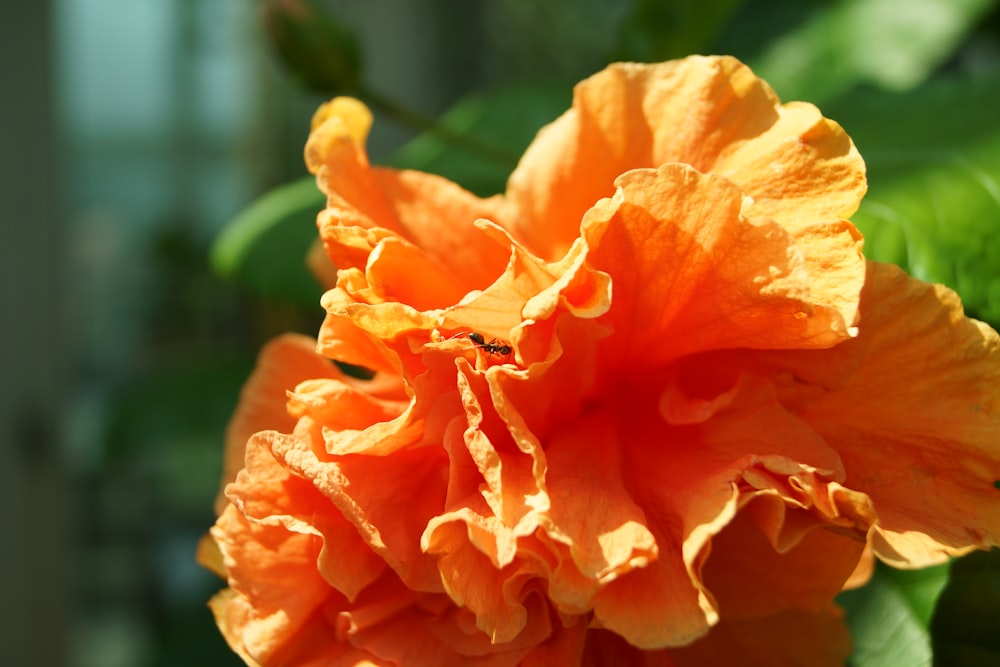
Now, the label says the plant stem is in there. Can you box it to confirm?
[358,85,521,165]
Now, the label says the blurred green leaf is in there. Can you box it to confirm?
[825,71,1000,325]
[748,0,997,102]
[211,177,324,306]
[614,0,745,61]
[839,562,951,667]
[931,549,1000,666]
[390,83,572,197]
[105,356,254,517]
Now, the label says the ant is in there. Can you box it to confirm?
[468,332,513,360]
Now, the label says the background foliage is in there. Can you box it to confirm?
[49,1,1000,665]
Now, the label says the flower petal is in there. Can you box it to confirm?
[269,430,449,591]
[580,605,850,667]
[700,495,866,619]
[226,433,386,601]
[589,367,869,649]
[440,222,610,348]
[306,98,509,289]
[208,588,380,667]
[331,572,540,666]
[215,333,350,515]
[541,410,658,589]
[584,164,864,369]
[318,286,440,373]
[669,605,851,667]
[766,261,1000,566]
[505,56,865,259]
[208,504,330,664]
[713,100,865,231]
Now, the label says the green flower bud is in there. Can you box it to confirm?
[261,0,363,94]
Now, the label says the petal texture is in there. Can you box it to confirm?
[764,261,1000,566]
[505,56,865,259]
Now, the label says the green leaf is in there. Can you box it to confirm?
[614,0,745,62]
[931,549,1000,666]
[838,562,951,667]
[747,0,996,102]
[824,71,1000,325]
[105,355,255,517]
[210,177,324,306]
[389,83,572,197]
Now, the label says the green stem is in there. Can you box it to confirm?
[358,85,521,165]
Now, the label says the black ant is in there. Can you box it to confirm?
[468,332,513,360]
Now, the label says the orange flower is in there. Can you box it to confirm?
[201,56,1000,665]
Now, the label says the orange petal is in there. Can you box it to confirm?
[580,628,678,667]
[701,495,866,619]
[669,605,851,667]
[209,504,330,664]
[317,286,441,373]
[209,585,389,667]
[332,571,550,666]
[484,313,608,458]
[309,97,373,144]
[505,56,865,259]
[452,361,549,529]
[714,100,865,231]
[584,164,864,369]
[207,588,263,666]
[765,261,1000,566]
[306,236,339,290]
[306,99,509,290]
[541,410,657,588]
[269,430,449,592]
[365,235,470,310]
[366,169,510,288]
[671,363,847,477]
[423,515,552,645]
[581,607,851,666]
[215,333,345,515]
[196,531,226,578]
[226,433,386,601]
[286,376,408,455]
[589,368,865,649]
[588,477,726,648]
[520,618,589,666]
[842,545,875,590]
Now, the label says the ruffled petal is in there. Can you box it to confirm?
[330,572,539,667]
[580,605,850,667]
[306,97,509,290]
[589,367,871,649]
[584,164,864,369]
[764,261,1000,566]
[541,411,658,594]
[669,605,851,667]
[207,505,330,664]
[207,588,383,667]
[226,433,386,601]
[505,56,865,259]
[215,334,357,515]
[701,494,867,618]
[269,430,449,591]
[440,221,610,348]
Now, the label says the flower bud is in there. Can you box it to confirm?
[261,0,362,93]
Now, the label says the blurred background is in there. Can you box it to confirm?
[3,1,1000,666]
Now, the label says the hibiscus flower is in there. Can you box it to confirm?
[200,55,1000,665]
